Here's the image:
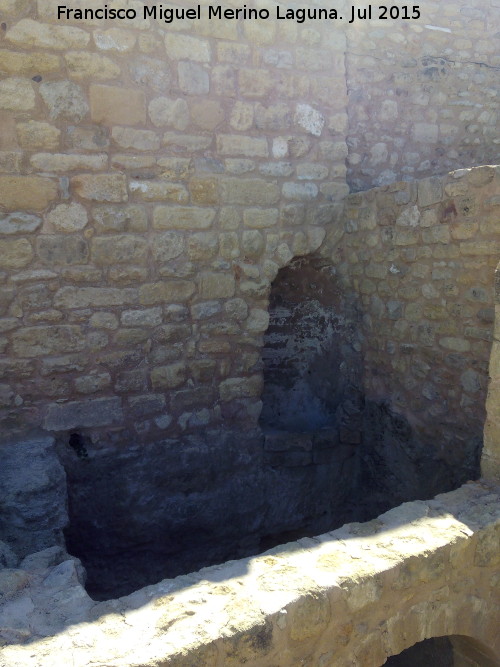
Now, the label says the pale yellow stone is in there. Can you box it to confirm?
[165,33,211,62]
[16,121,61,150]
[0,239,33,269]
[0,50,60,75]
[90,85,146,126]
[94,28,137,51]
[129,181,188,203]
[111,127,159,151]
[71,174,128,202]
[153,207,215,230]
[149,97,189,130]
[190,100,225,130]
[6,19,90,50]
[0,78,35,112]
[64,52,121,79]
[0,176,58,211]
[30,153,107,172]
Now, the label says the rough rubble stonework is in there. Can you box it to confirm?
[0,0,500,664]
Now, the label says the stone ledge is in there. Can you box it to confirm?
[1,480,499,666]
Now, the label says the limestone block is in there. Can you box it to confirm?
[217,42,250,65]
[418,177,443,207]
[0,176,57,211]
[296,163,329,180]
[242,230,264,258]
[72,174,127,202]
[111,127,159,151]
[282,182,319,201]
[199,272,235,298]
[64,51,120,79]
[178,62,209,95]
[129,55,171,91]
[162,133,212,151]
[0,239,33,269]
[187,232,218,261]
[217,135,268,157]
[294,103,325,136]
[0,78,35,111]
[129,181,188,203]
[229,101,254,131]
[94,28,137,51]
[91,235,147,265]
[12,326,86,357]
[75,373,111,394]
[255,103,292,131]
[121,308,162,327]
[40,81,89,122]
[92,204,147,233]
[44,397,123,430]
[6,19,90,50]
[16,121,61,150]
[46,203,88,233]
[0,213,42,235]
[139,281,195,305]
[219,375,263,401]
[89,85,146,125]
[246,309,270,333]
[54,286,137,308]
[153,206,215,230]
[148,97,189,130]
[190,100,224,130]
[30,153,106,172]
[37,236,88,266]
[89,312,118,330]
[152,232,184,262]
[151,363,187,389]
[221,178,279,205]
[165,33,210,62]
[219,232,240,259]
[128,394,166,418]
[238,68,272,97]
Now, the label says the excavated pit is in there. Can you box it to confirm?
[56,255,482,600]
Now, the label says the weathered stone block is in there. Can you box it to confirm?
[0,239,33,269]
[46,203,88,233]
[165,33,210,62]
[121,307,162,327]
[111,127,159,151]
[94,27,137,52]
[152,232,184,262]
[12,326,86,357]
[221,178,279,205]
[0,49,59,76]
[30,153,106,172]
[178,61,209,95]
[6,19,90,50]
[44,397,123,430]
[190,100,225,131]
[139,281,195,305]
[187,232,218,260]
[0,213,41,235]
[0,78,35,111]
[129,181,188,203]
[219,375,263,401]
[40,81,89,122]
[148,97,189,130]
[199,272,235,298]
[153,206,215,230]
[217,135,268,157]
[91,235,148,265]
[75,372,111,394]
[92,204,147,233]
[90,85,146,125]
[72,174,127,202]
[0,176,58,211]
[54,286,137,308]
[151,362,187,389]
[37,236,89,265]
[64,51,121,79]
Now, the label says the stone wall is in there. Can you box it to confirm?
[0,0,499,446]
[346,0,500,190]
[0,0,348,445]
[319,165,500,512]
[1,480,499,666]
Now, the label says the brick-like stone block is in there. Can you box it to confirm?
[0,176,58,211]
[54,286,137,308]
[0,78,35,111]
[6,19,90,50]
[129,181,188,203]
[199,272,235,298]
[151,362,187,389]
[219,375,263,401]
[139,281,195,305]
[0,239,33,269]
[37,235,89,265]
[178,61,209,95]
[165,33,210,62]
[153,206,215,230]
[12,326,86,357]
[72,174,127,202]
[217,135,268,157]
[91,235,148,265]
[44,397,123,430]
[221,178,279,205]
[89,85,146,125]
